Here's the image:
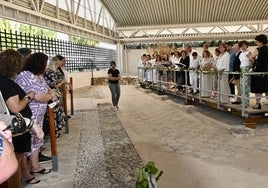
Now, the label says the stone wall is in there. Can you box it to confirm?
[92,77,138,85]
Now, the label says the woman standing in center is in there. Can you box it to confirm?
[108,61,121,111]
[16,52,56,174]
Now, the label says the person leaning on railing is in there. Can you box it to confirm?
[250,34,268,110]
[210,47,221,98]
[216,43,230,103]
[55,55,73,93]
[44,57,67,138]
[154,55,164,84]
[200,50,214,97]
[237,40,252,107]
[229,43,242,104]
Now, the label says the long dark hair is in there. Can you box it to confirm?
[24,52,48,75]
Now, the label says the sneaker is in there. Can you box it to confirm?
[113,106,118,111]
[39,153,52,164]
[229,97,236,102]
[232,101,241,104]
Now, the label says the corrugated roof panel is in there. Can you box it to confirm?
[173,0,178,23]
[203,0,211,23]
[197,0,202,23]
[100,0,268,27]
[239,0,250,21]
[125,1,136,25]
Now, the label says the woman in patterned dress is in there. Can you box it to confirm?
[16,52,56,174]
[44,56,67,135]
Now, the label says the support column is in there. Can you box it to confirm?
[116,42,124,73]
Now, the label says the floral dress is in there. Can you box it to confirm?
[15,70,48,156]
[44,69,67,132]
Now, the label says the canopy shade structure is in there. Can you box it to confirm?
[100,0,268,43]
[0,0,267,43]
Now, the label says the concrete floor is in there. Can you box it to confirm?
[115,85,268,188]
[25,85,268,188]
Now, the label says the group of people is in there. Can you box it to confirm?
[0,48,71,187]
[140,34,268,109]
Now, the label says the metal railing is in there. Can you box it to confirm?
[138,67,268,117]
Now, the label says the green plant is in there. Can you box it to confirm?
[136,161,164,188]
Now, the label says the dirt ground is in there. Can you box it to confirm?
[95,85,268,188]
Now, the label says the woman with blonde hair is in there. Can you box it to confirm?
[200,50,215,97]
[44,57,67,136]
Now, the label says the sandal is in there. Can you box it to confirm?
[26,177,40,184]
[31,168,51,174]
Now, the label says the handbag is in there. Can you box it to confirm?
[3,113,28,136]
[0,91,32,136]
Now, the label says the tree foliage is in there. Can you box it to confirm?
[69,35,98,46]
[0,18,98,48]
[0,18,57,38]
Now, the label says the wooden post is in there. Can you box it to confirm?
[62,84,69,134]
[47,107,58,171]
[69,77,74,115]
[1,180,10,188]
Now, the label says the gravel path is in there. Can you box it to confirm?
[30,85,267,188]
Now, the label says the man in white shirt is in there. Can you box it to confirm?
[185,44,201,93]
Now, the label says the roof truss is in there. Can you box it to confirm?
[117,21,268,43]
[0,0,118,43]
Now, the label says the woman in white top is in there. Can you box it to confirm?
[144,55,153,83]
[238,40,252,107]
[216,43,230,103]
[200,50,214,97]
[211,48,221,98]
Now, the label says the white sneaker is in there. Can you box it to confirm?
[229,97,236,103]
[113,106,118,111]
